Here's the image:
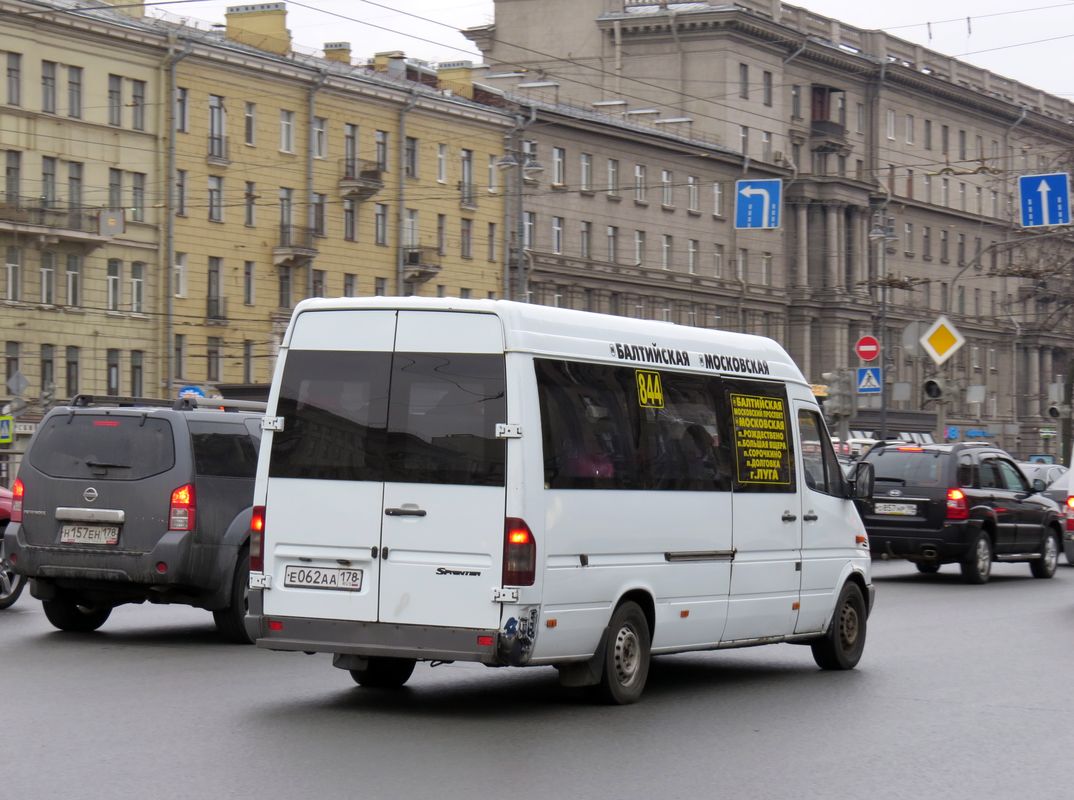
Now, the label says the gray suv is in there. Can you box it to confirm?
[4,395,264,641]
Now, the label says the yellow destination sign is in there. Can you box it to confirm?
[919,315,965,366]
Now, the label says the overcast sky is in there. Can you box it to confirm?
[172,1,1074,99]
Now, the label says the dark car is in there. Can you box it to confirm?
[1033,468,1074,564]
[857,441,1062,583]
[4,394,265,639]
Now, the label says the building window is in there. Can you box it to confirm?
[42,61,57,113]
[131,262,144,313]
[607,158,619,196]
[634,164,647,202]
[108,74,122,125]
[106,260,121,311]
[687,239,698,274]
[405,136,417,177]
[634,230,646,265]
[761,131,772,162]
[739,63,749,99]
[375,130,389,170]
[109,168,123,210]
[243,181,256,226]
[460,149,474,206]
[343,198,356,241]
[958,129,967,160]
[65,346,79,396]
[277,266,291,308]
[552,147,565,186]
[314,117,327,158]
[580,221,592,259]
[437,214,446,254]
[39,252,55,304]
[312,270,326,297]
[65,254,80,307]
[173,252,187,297]
[207,338,221,382]
[790,84,801,118]
[487,154,497,193]
[905,114,914,144]
[244,261,255,305]
[487,222,497,261]
[244,102,256,145]
[940,230,949,262]
[312,192,326,236]
[740,125,749,156]
[131,80,145,130]
[279,109,294,152]
[922,226,932,259]
[461,218,473,258]
[343,273,356,297]
[580,153,592,191]
[762,70,773,106]
[661,169,673,206]
[131,173,145,222]
[941,124,949,156]
[661,234,672,269]
[523,212,535,248]
[886,109,895,140]
[375,277,386,296]
[713,244,724,278]
[924,119,932,150]
[687,176,699,211]
[39,344,54,398]
[374,203,388,245]
[737,248,748,281]
[67,66,82,118]
[552,217,563,254]
[761,252,773,285]
[607,225,618,262]
[6,53,21,106]
[713,182,724,216]
[131,351,143,396]
[174,86,188,132]
[904,222,914,254]
[107,349,120,395]
[176,169,187,215]
[437,144,446,182]
[42,156,56,206]
[208,176,223,222]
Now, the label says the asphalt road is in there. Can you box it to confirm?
[1,560,1072,800]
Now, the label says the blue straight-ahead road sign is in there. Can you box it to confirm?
[856,367,882,395]
[734,179,782,229]
[1018,172,1071,228]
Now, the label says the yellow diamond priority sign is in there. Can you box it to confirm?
[919,315,965,366]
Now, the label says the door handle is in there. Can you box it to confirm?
[803,511,819,522]
[385,507,427,517]
[781,511,797,522]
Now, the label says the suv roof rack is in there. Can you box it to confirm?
[172,396,267,412]
[71,394,174,408]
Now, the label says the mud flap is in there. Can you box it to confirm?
[556,624,610,688]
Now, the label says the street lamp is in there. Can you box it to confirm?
[868,215,899,441]
[497,147,543,301]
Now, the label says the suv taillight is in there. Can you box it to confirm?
[169,483,196,531]
[250,505,265,572]
[11,478,24,523]
[503,517,536,586]
[946,487,969,521]
[1065,496,1074,533]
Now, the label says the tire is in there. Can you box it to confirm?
[42,596,112,632]
[213,549,252,644]
[915,562,940,574]
[1030,530,1060,579]
[960,532,992,584]
[592,601,651,705]
[349,657,416,688]
[0,549,26,610]
[811,582,867,670]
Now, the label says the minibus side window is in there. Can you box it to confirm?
[535,358,732,491]
[796,409,845,496]
[722,378,796,494]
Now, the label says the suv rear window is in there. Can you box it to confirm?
[867,448,946,486]
[30,414,175,480]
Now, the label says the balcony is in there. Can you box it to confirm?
[273,224,318,268]
[402,245,442,283]
[206,295,228,323]
[338,158,383,200]
[207,134,230,166]
[809,119,848,154]
[0,196,110,247]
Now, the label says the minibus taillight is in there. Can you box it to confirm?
[503,517,536,586]
[1064,496,1074,533]
[946,488,969,521]
[168,483,196,531]
[250,505,266,572]
[11,478,24,523]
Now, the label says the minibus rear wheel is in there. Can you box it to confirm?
[593,601,651,704]
[350,657,417,689]
[811,582,866,670]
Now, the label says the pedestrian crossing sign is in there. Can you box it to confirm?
[856,367,882,394]
[0,415,12,445]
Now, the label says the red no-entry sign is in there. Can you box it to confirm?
[855,335,880,362]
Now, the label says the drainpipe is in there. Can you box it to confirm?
[163,35,192,399]
[307,69,328,299]
[396,90,419,296]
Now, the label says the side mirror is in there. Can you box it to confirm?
[851,460,874,500]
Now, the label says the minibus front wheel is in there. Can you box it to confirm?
[811,581,866,670]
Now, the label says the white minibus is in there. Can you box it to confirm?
[245,298,875,703]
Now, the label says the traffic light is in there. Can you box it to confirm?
[923,378,945,399]
[1046,404,1063,419]
[821,371,852,418]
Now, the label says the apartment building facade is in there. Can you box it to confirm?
[467,0,1074,454]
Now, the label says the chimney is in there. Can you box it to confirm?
[226,3,292,56]
[437,61,475,99]
[98,0,145,18]
[323,42,352,65]
[373,51,407,80]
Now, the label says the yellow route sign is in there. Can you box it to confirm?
[919,315,965,366]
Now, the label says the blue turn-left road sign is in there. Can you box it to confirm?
[1018,172,1071,228]
[734,179,782,229]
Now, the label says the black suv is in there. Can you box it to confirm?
[3,395,264,640]
[857,442,1062,583]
